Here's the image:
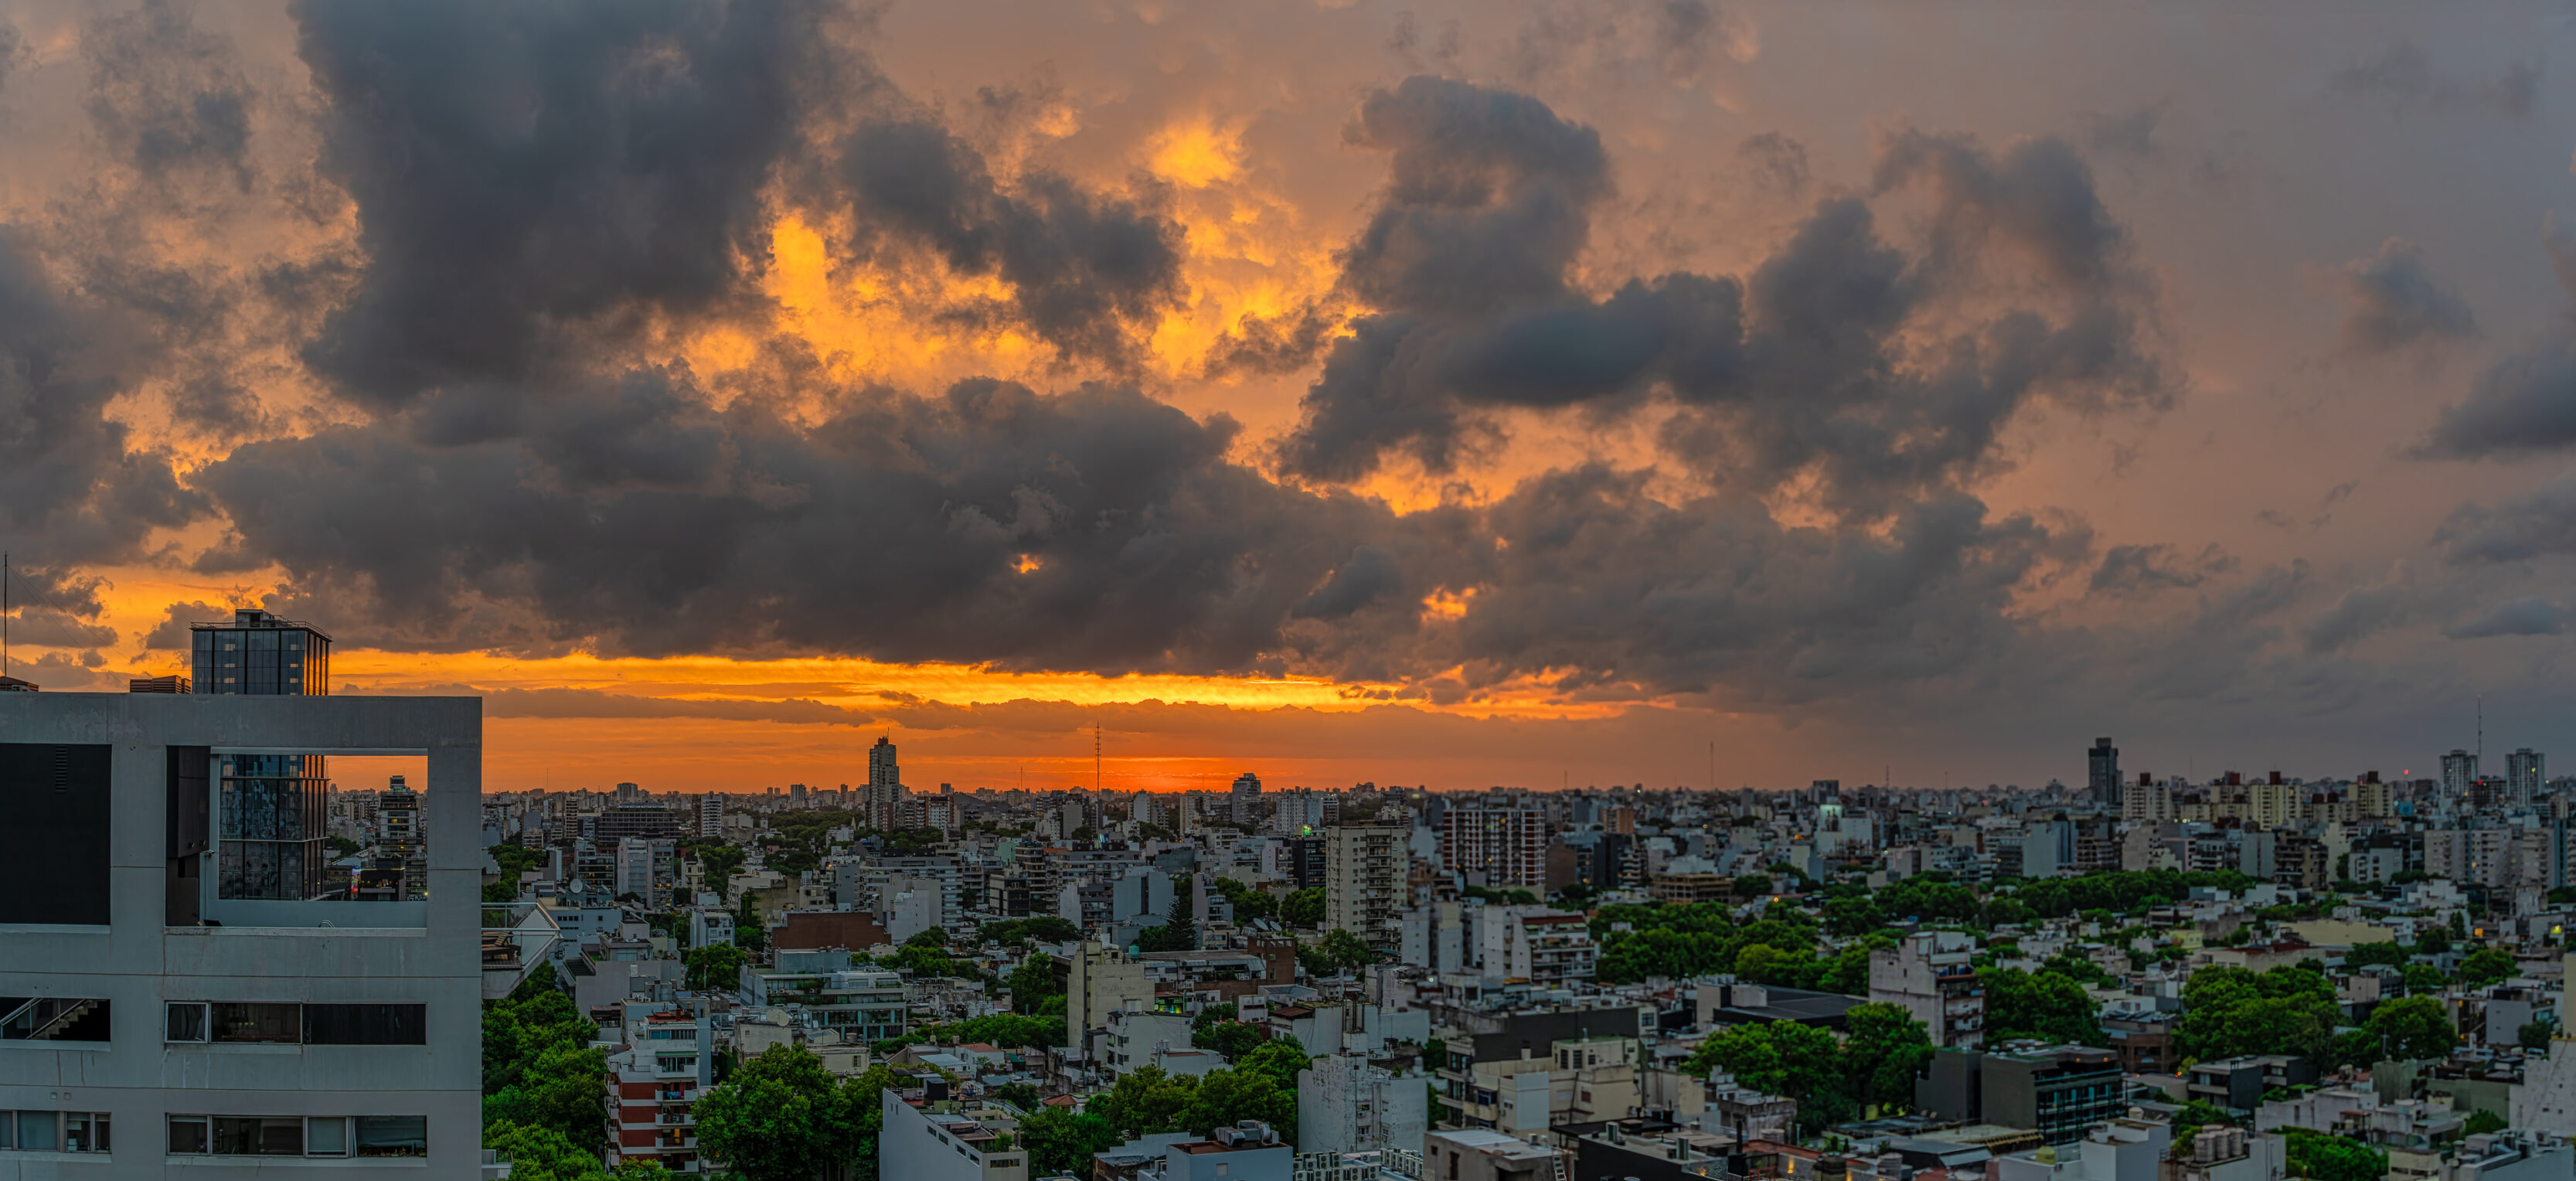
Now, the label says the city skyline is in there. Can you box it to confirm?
[5,2,2576,791]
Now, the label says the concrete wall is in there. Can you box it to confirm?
[0,693,482,1179]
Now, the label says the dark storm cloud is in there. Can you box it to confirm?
[0,226,207,563]
[2328,238,2476,355]
[822,118,1187,369]
[2435,471,2576,563]
[192,374,1395,671]
[2445,597,2564,639]
[1433,468,2074,697]
[289,0,835,403]
[1277,81,2170,509]
[290,0,1188,397]
[2416,342,2576,458]
[81,0,258,192]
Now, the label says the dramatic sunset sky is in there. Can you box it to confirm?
[2,0,2573,794]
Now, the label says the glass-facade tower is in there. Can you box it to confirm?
[190,610,340,900]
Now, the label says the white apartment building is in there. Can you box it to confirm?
[1325,820,1409,954]
[1475,907,1598,986]
[0,692,484,1175]
[877,1091,1030,1181]
[1870,930,1986,1049]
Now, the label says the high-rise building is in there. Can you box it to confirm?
[1440,807,1549,891]
[2088,737,2122,812]
[1230,772,1262,823]
[2444,749,2479,804]
[379,774,427,899]
[863,737,908,830]
[2511,749,2546,811]
[192,609,339,903]
[2,689,484,1167]
[697,795,724,838]
[869,737,900,791]
[1325,819,1409,953]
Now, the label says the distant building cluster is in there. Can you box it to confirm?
[21,630,2576,1181]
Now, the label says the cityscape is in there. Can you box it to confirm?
[5,2,2576,1181]
[9,613,2576,1181]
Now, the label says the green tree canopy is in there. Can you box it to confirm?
[1211,878,1278,923]
[1183,1068,1296,1138]
[1193,1021,1271,1060]
[1281,887,1325,927]
[1684,1021,1852,1133]
[485,1120,626,1181]
[1019,1106,1124,1176]
[694,1048,886,1181]
[2177,965,2338,1063]
[684,944,747,993]
[1840,1003,1935,1113]
[2366,996,2455,1062]
[2345,942,2411,969]
[1234,1036,1312,1091]
[2456,948,2516,988]
[1982,968,2106,1046]
[2281,1128,2386,1181]
[880,1013,1067,1053]
[1090,1065,1200,1138]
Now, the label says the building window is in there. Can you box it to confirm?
[305,1003,427,1046]
[0,1111,109,1152]
[174,1002,426,1046]
[356,1115,427,1158]
[213,1002,301,1043]
[172,1115,409,1158]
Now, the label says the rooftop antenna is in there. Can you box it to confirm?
[2477,694,2485,764]
[3,550,9,679]
[1094,721,1102,794]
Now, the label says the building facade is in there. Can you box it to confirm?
[0,691,483,1174]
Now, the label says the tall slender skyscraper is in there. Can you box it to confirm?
[2088,737,2121,812]
[2509,748,2545,811]
[864,737,907,829]
[2443,749,2479,805]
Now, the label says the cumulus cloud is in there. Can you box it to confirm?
[2326,237,2476,355]
[1274,80,2170,517]
[2417,342,2576,458]
[817,117,1187,369]
[192,373,1392,671]
[2435,471,2576,563]
[2445,597,2564,639]
[141,600,233,649]
[0,226,208,563]
[291,0,837,402]
[81,0,259,193]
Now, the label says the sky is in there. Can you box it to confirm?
[4,0,2576,795]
